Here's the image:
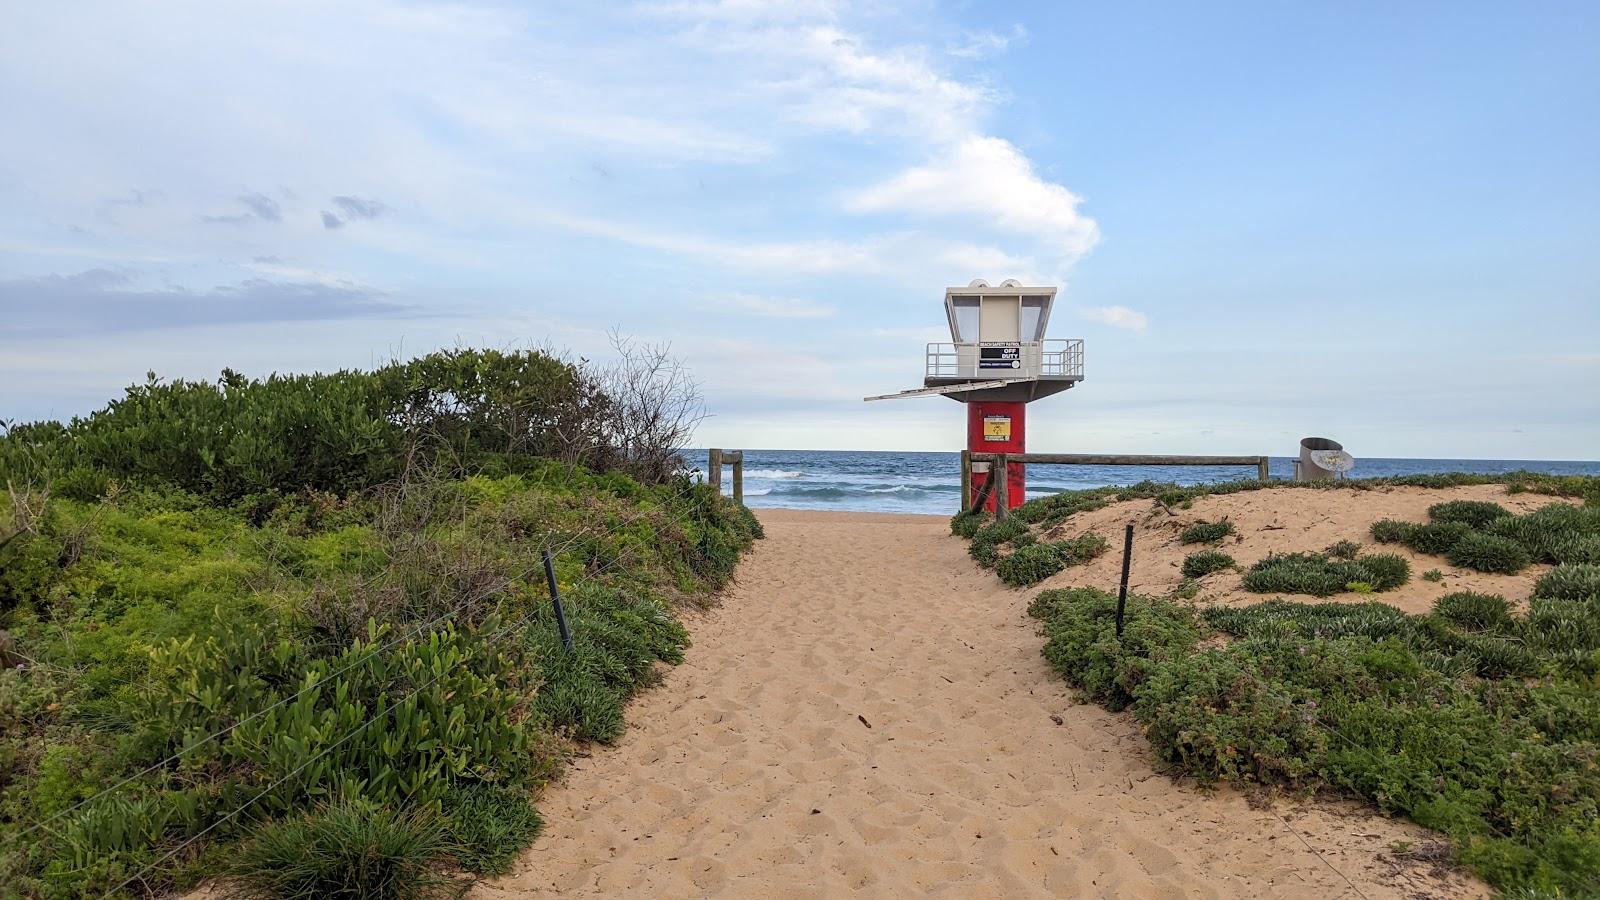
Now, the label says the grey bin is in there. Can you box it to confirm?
[1296,437,1353,481]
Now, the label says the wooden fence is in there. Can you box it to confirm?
[707,449,746,504]
[962,451,1271,520]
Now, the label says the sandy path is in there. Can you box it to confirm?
[478,509,1483,899]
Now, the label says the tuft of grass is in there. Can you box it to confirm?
[1181,549,1235,579]
[1428,500,1513,528]
[1433,591,1514,632]
[444,783,543,876]
[227,800,458,900]
[1533,564,1600,601]
[1422,568,1444,582]
[1445,531,1532,574]
[1371,519,1416,544]
[1179,520,1235,545]
[1056,531,1110,564]
[1326,540,1361,560]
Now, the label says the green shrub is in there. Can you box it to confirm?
[1488,504,1600,564]
[1433,592,1514,633]
[969,518,1031,569]
[444,783,543,875]
[1182,550,1235,578]
[996,544,1066,587]
[1404,521,1475,555]
[1371,519,1416,544]
[1356,553,1411,590]
[1422,569,1444,582]
[1446,532,1532,574]
[1028,587,1201,711]
[1428,500,1513,528]
[1179,520,1234,544]
[228,800,457,900]
[1533,564,1600,601]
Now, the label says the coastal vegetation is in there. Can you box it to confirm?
[0,348,760,897]
[956,474,1600,894]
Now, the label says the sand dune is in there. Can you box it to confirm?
[478,507,1485,898]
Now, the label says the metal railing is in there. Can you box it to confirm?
[925,339,1084,380]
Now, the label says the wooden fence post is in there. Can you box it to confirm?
[708,448,722,496]
[1258,457,1270,481]
[959,450,972,513]
[731,451,743,504]
[994,454,1010,520]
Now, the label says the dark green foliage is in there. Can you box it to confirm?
[1434,592,1515,632]
[1181,550,1235,578]
[1404,521,1475,555]
[1446,532,1532,574]
[1422,568,1444,582]
[1180,520,1234,544]
[444,783,543,875]
[1370,519,1416,544]
[1429,500,1513,528]
[1034,590,1600,892]
[227,800,457,900]
[996,544,1066,587]
[1242,551,1408,596]
[1534,564,1600,601]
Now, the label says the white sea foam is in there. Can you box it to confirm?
[738,469,803,480]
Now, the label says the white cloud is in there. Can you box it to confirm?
[1078,305,1150,333]
[847,135,1100,265]
[948,25,1028,60]
[702,292,836,318]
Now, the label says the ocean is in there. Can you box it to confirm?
[701,449,1600,516]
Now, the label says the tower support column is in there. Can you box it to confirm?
[966,401,1026,512]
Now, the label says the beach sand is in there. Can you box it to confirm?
[478,502,1494,899]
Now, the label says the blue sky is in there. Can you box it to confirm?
[2,1,1596,459]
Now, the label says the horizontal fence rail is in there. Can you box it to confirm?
[962,451,1271,519]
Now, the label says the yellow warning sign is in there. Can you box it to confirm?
[983,415,1011,442]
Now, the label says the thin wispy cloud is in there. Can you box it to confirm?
[1078,305,1150,334]
[948,25,1028,60]
[702,292,836,318]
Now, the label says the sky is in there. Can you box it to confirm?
[1,0,1597,459]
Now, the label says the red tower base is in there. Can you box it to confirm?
[966,400,1026,512]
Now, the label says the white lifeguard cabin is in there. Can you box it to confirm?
[865,279,1084,512]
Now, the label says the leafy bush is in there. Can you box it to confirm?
[1181,550,1235,578]
[1489,504,1600,565]
[1422,568,1444,582]
[1433,592,1514,632]
[1446,532,1532,574]
[1028,587,1201,711]
[1429,500,1513,528]
[1180,520,1234,544]
[950,509,989,539]
[227,799,457,900]
[968,518,1030,569]
[996,544,1066,587]
[1534,564,1600,601]
[1241,551,1407,596]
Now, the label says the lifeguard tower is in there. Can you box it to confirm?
[865,279,1084,511]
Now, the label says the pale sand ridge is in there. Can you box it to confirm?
[478,507,1485,898]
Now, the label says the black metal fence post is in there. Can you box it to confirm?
[1115,524,1134,638]
[541,550,574,653]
